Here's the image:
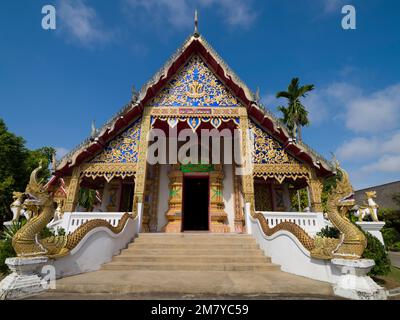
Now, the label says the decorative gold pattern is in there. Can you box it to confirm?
[11,164,134,259]
[64,167,81,212]
[233,165,245,233]
[254,183,273,211]
[253,164,310,184]
[132,109,152,231]
[90,118,141,164]
[251,166,368,260]
[164,167,184,233]
[209,166,229,233]
[149,55,240,107]
[82,163,137,183]
[249,119,297,165]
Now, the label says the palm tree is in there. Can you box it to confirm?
[276,78,314,141]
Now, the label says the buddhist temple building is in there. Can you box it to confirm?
[51,27,336,234]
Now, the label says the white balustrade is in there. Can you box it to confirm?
[256,211,330,237]
[48,212,128,234]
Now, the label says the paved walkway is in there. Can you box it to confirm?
[32,269,334,300]
[389,251,400,268]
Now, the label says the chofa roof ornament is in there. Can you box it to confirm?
[194,10,200,37]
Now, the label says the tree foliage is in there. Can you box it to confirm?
[78,188,97,211]
[289,187,309,211]
[0,119,54,222]
[276,78,314,141]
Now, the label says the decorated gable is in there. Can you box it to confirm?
[249,119,299,165]
[149,55,240,107]
[90,117,141,164]
[81,117,141,182]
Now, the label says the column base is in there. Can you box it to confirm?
[0,257,49,300]
[356,221,386,246]
[331,259,387,300]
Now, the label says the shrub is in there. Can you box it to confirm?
[316,225,391,276]
[379,208,400,233]
[381,227,400,249]
[39,226,56,238]
[56,227,66,236]
[0,221,26,274]
[0,238,15,274]
[361,229,391,276]
[316,226,340,239]
[391,242,400,252]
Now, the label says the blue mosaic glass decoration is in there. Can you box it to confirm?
[90,117,141,164]
[150,55,240,107]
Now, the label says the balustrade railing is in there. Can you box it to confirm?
[256,211,330,237]
[48,212,127,234]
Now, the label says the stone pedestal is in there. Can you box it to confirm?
[356,221,386,246]
[331,259,386,300]
[0,257,49,300]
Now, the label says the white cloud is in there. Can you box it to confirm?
[361,155,400,173]
[321,0,347,13]
[55,147,69,160]
[336,137,378,161]
[344,84,400,133]
[199,0,257,28]
[58,0,113,47]
[123,0,192,29]
[123,0,257,30]
[304,82,400,134]
[336,131,400,161]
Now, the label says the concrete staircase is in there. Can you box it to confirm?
[42,233,334,298]
[102,233,280,272]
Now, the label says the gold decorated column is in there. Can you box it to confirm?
[308,170,324,212]
[163,166,183,233]
[64,166,81,212]
[239,114,255,211]
[209,165,229,233]
[132,108,152,231]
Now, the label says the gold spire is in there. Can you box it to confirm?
[194,9,199,37]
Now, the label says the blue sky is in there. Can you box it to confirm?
[0,0,399,189]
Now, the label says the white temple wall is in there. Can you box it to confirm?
[157,164,169,231]
[223,164,235,232]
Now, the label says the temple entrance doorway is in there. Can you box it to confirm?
[182,176,209,231]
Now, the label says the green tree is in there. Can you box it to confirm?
[289,187,309,211]
[276,78,314,141]
[78,188,97,212]
[0,119,54,223]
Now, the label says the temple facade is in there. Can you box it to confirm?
[52,31,335,234]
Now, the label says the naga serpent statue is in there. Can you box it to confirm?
[252,166,367,260]
[12,162,134,259]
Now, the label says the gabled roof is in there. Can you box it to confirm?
[56,31,335,178]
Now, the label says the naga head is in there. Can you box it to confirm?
[339,192,356,207]
[22,161,53,211]
[365,191,377,199]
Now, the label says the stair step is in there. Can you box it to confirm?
[133,238,256,245]
[127,243,259,250]
[121,249,264,256]
[113,255,270,263]
[102,262,280,272]
[137,233,252,238]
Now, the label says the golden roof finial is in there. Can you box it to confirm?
[194,9,199,37]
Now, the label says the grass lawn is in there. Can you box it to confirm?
[374,266,400,290]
